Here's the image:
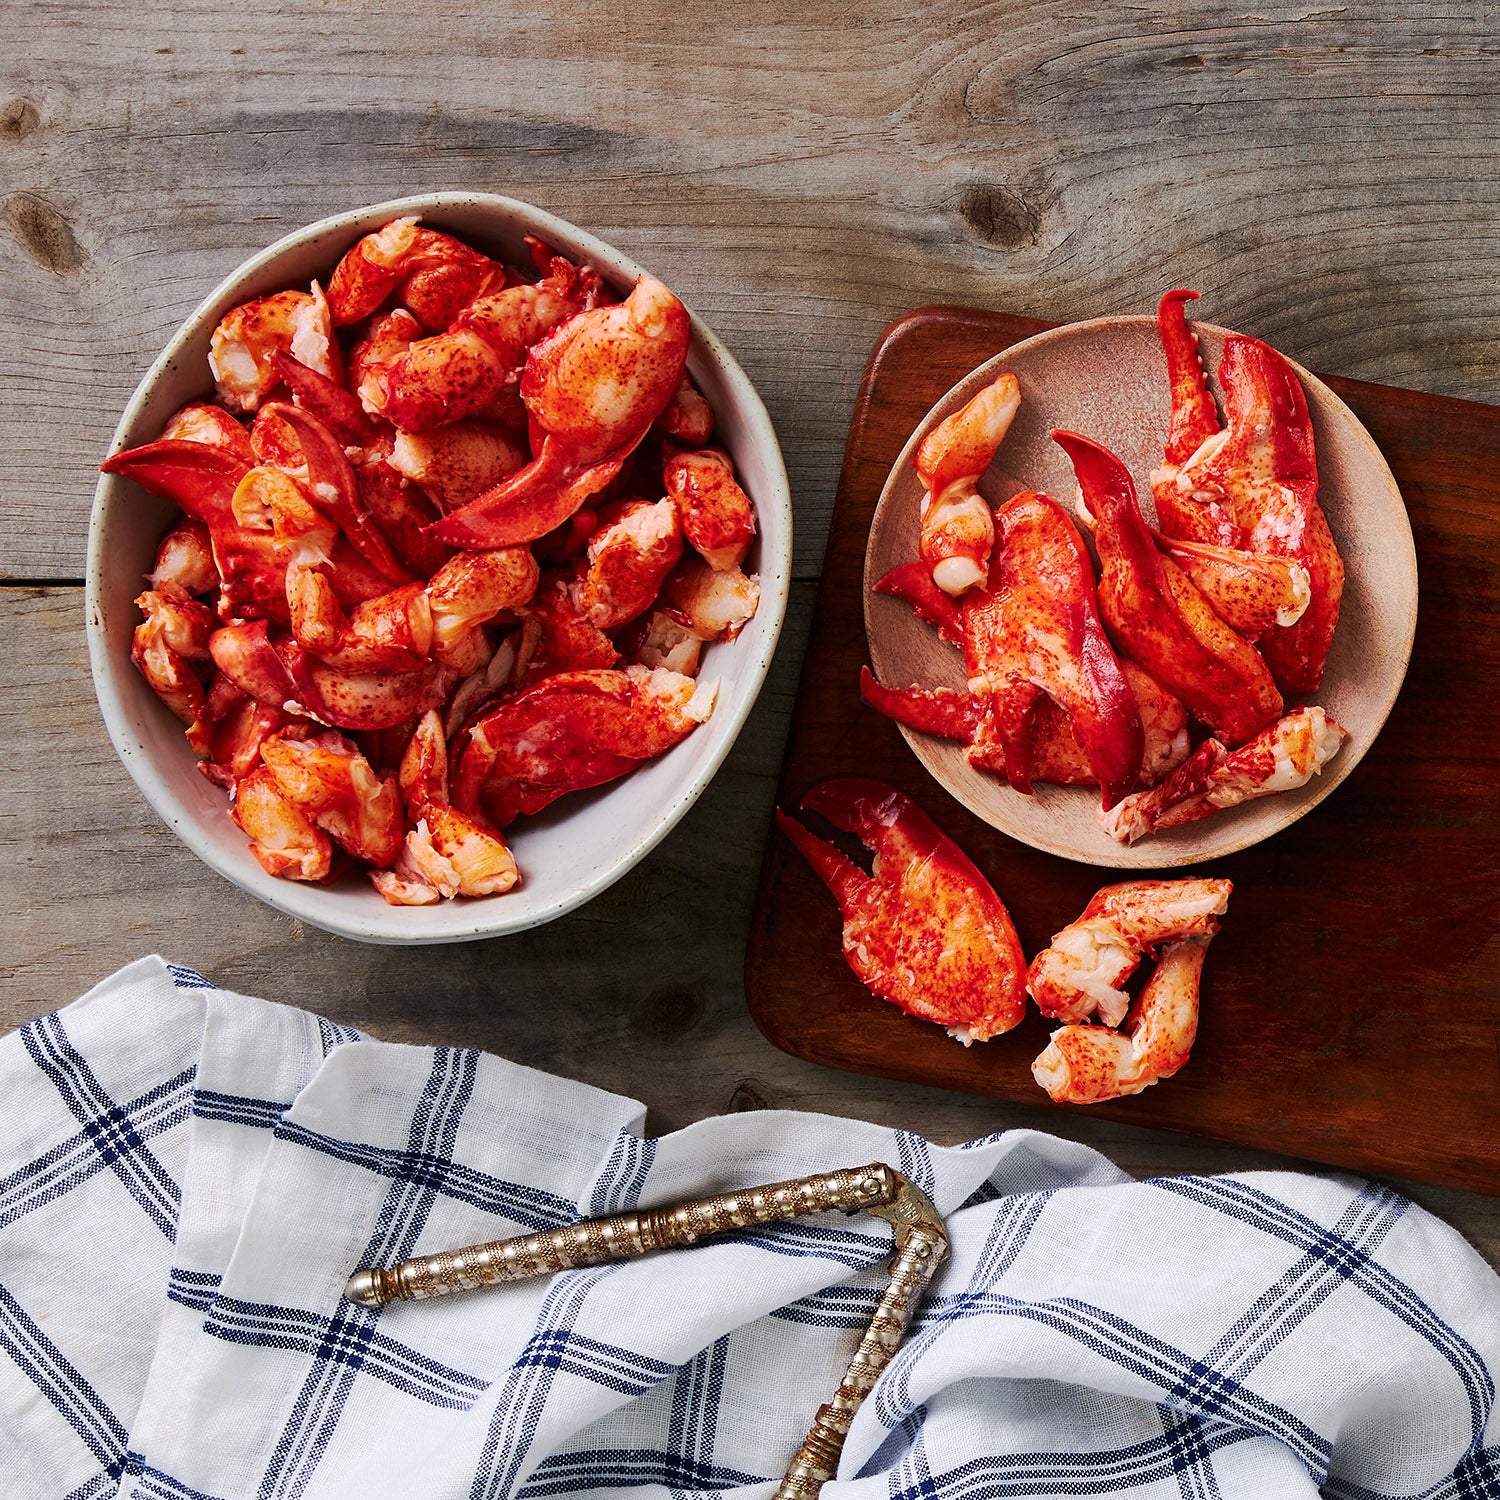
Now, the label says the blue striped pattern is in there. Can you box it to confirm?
[2,961,1498,1500]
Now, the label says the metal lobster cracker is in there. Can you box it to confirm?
[345,1161,948,1498]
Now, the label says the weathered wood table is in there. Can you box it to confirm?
[3,3,1496,1260]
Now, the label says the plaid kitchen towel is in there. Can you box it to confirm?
[1,958,1497,1499]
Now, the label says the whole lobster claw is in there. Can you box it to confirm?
[776,779,1027,1044]
[1056,429,1282,747]
[1151,290,1344,694]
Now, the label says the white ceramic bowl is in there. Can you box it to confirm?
[88,193,792,943]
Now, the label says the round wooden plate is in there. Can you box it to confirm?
[863,314,1418,868]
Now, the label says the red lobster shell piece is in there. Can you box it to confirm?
[428,275,690,550]
[1056,429,1282,748]
[451,666,714,828]
[1026,876,1232,1027]
[1151,290,1344,695]
[1032,936,1212,1104]
[776,778,1027,1044]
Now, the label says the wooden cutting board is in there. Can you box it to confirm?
[745,305,1500,1196]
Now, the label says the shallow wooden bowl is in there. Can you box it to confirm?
[863,314,1418,868]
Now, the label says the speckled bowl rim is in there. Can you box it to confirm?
[863,313,1418,868]
[87,192,792,942]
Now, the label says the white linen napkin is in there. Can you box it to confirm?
[1,956,1496,1499]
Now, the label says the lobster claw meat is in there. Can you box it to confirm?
[1151,290,1344,694]
[1101,705,1347,845]
[1057,429,1282,747]
[1150,532,1310,640]
[860,658,1188,791]
[100,438,251,529]
[1026,876,1231,1026]
[451,665,715,828]
[867,491,1144,809]
[428,275,690,549]
[776,778,1027,1043]
[915,371,1020,596]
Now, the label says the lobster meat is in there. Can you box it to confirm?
[777,779,1028,1043]
[101,217,761,905]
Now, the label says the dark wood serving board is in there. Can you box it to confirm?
[746,305,1500,1196]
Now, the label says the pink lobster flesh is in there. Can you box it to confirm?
[1026,876,1232,1028]
[1101,705,1347,845]
[777,779,1027,1043]
[1152,290,1345,694]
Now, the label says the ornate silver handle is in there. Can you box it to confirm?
[345,1161,903,1307]
[343,1160,949,1500]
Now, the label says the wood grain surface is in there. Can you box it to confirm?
[4,3,1500,1261]
[748,305,1500,1195]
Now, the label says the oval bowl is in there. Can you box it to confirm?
[88,192,791,942]
[864,313,1416,868]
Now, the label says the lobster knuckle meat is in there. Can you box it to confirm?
[577,498,684,630]
[131,590,216,723]
[656,374,715,446]
[776,778,1027,1043]
[1057,428,1282,748]
[209,285,340,414]
[1033,936,1212,1104]
[427,547,539,662]
[623,609,704,677]
[1102,705,1347,845]
[192,690,287,788]
[662,445,756,570]
[105,218,755,901]
[398,708,449,817]
[452,666,715,828]
[915,371,1020,597]
[151,518,220,599]
[388,422,528,511]
[260,731,406,867]
[657,555,760,642]
[232,764,334,881]
[349,308,421,415]
[1026,876,1231,1027]
[161,403,257,464]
